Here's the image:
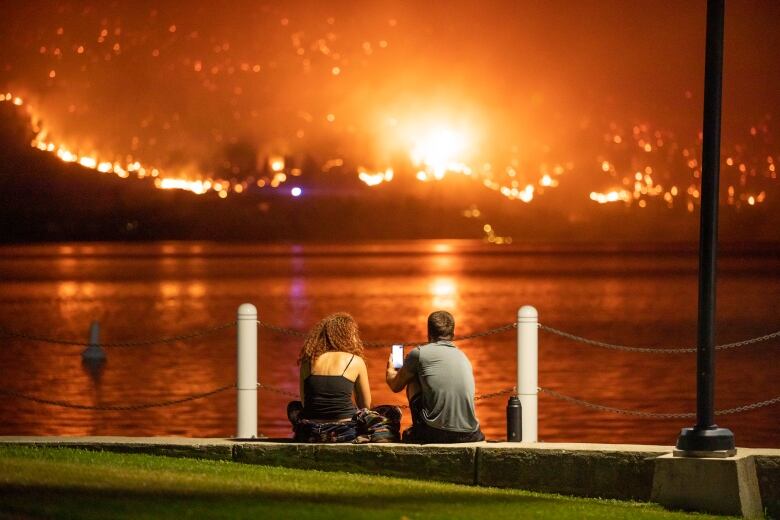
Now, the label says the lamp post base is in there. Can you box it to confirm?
[674,426,736,458]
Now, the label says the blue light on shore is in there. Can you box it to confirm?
[291,187,302,197]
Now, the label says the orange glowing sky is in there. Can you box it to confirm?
[0,1,778,213]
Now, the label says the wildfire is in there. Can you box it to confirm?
[0,92,296,198]
[269,156,285,172]
[1,92,775,210]
[589,190,631,204]
[409,127,472,180]
[358,167,394,186]
[155,178,210,195]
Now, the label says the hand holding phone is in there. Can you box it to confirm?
[391,344,404,369]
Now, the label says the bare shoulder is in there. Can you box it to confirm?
[346,354,367,380]
[348,353,367,370]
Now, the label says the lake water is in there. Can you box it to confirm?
[0,240,777,447]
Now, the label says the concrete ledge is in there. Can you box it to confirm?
[652,452,763,518]
[233,442,479,485]
[478,443,670,501]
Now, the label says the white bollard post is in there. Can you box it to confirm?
[517,306,538,442]
[237,303,258,439]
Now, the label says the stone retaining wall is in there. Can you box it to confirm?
[756,455,780,518]
[477,444,668,501]
[233,442,478,485]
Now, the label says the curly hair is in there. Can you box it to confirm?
[298,312,364,365]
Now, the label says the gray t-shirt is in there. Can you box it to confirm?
[403,340,480,433]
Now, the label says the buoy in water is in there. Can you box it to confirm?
[81,320,106,362]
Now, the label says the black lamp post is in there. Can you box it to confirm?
[674,0,736,457]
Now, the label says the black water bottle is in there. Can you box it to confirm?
[506,395,522,442]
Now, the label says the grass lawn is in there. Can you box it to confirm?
[0,446,733,519]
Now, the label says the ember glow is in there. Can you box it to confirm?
[358,167,393,187]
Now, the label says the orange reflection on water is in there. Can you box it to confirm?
[57,281,78,300]
[56,281,97,300]
[1,241,778,445]
[432,242,454,254]
[187,282,207,299]
[159,282,182,300]
[430,277,457,309]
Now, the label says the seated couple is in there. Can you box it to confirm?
[287,310,484,444]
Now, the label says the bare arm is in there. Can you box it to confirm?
[386,354,416,393]
[354,357,372,409]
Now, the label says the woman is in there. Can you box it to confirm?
[287,313,400,442]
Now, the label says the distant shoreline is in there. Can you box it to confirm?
[0,238,778,257]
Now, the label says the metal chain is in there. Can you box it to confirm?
[539,324,779,354]
[2,317,775,354]
[0,384,234,410]
[474,386,516,402]
[256,321,308,338]
[362,323,517,349]
[6,379,775,418]
[255,381,515,410]
[714,395,780,415]
[540,388,694,418]
[715,330,780,350]
[0,321,236,347]
[257,382,299,398]
[257,320,517,348]
[398,387,515,408]
[540,388,780,418]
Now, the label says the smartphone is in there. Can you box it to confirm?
[391,344,404,369]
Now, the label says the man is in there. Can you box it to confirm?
[386,310,484,443]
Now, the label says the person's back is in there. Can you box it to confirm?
[287,312,401,443]
[407,341,479,433]
[385,310,484,443]
[302,351,362,420]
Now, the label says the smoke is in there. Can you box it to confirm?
[1,1,778,212]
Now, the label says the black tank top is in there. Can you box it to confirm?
[303,355,358,420]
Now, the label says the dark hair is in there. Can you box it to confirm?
[427,310,455,341]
